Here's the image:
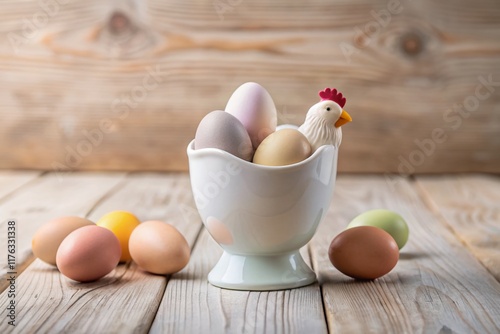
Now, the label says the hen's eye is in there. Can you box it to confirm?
[326,107,331,111]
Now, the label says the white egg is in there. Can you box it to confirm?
[225,82,277,149]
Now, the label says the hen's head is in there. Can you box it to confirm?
[305,88,352,127]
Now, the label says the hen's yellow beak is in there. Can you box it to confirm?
[334,110,352,128]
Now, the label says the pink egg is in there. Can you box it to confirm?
[225,82,277,149]
[56,225,121,282]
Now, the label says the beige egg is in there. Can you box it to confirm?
[56,225,121,282]
[129,220,190,275]
[32,216,95,265]
[253,129,312,166]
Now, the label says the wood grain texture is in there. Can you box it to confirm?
[0,173,202,333]
[416,174,500,281]
[0,172,500,333]
[310,175,500,333]
[150,230,327,334]
[0,172,125,292]
[0,0,499,173]
[0,171,41,201]
[0,260,155,333]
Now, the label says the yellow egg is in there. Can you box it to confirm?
[96,211,141,262]
[253,129,312,166]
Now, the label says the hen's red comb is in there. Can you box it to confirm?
[319,88,346,108]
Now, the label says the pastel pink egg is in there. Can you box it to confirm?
[225,82,277,149]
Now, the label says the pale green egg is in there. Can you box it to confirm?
[347,209,409,250]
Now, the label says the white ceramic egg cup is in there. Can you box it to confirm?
[187,140,338,291]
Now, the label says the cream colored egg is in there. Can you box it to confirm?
[32,216,95,265]
[129,220,190,275]
[253,129,312,166]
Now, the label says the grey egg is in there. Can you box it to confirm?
[195,110,254,161]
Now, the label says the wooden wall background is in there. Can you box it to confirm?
[0,0,499,173]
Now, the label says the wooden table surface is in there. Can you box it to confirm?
[0,172,499,333]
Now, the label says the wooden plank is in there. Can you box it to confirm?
[0,172,125,292]
[0,173,203,333]
[310,175,500,333]
[0,171,41,200]
[0,0,499,173]
[416,174,500,281]
[1,260,152,333]
[150,230,327,333]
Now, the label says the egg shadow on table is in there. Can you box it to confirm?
[319,274,372,285]
[33,265,59,274]
[399,251,429,261]
[319,271,407,285]
[132,266,194,281]
[65,275,132,289]
[133,266,170,279]
[170,270,205,281]
[63,263,135,288]
[322,276,405,286]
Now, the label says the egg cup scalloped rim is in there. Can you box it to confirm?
[187,139,337,171]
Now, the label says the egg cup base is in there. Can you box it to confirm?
[207,251,316,291]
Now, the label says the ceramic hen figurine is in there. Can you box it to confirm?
[298,88,352,150]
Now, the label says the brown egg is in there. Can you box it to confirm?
[128,220,190,275]
[253,129,311,166]
[56,225,121,282]
[328,226,399,280]
[32,216,95,265]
